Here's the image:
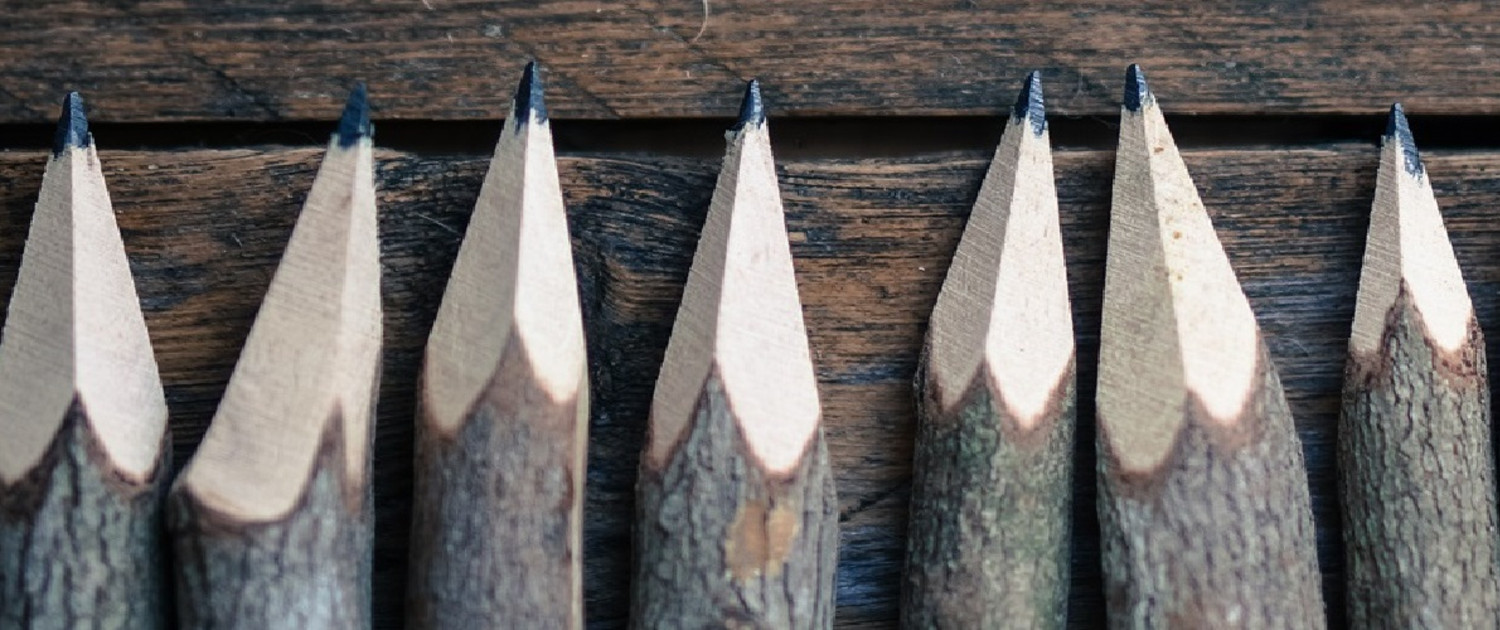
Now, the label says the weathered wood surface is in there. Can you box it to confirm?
[5,1,1500,122]
[0,145,1498,627]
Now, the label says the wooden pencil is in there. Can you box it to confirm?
[167,85,383,630]
[0,93,170,628]
[630,80,838,629]
[1094,65,1325,628]
[902,71,1075,629]
[1338,103,1500,627]
[407,62,588,629]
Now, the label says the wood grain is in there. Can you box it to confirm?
[4,1,1500,122]
[1,145,1498,627]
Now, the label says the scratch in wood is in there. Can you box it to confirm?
[692,0,710,41]
[415,212,459,235]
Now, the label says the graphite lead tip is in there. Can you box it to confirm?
[514,61,548,127]
[53,92,90,155]
[1385,103,1425,176]
[732,79,766,131]
[1012,70,1046,136]
[1123,64,1151,112]
[337,82,372,147]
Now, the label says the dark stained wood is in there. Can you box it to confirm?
[4,2,1500,122]
[1,145,1499,627]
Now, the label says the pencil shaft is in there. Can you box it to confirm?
[1,401,168,629]
[903,369,1075,628]
[408,337,585,627]
[632,375,838,628]
[1340,290,1499,626]
[170,407,374,629]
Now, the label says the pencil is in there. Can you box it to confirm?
[902,71,1074,629]
[167,84,382,630]
[1338,103,1500,627]
[0,93,170,628]
[1095,65,1324,628]
[407,62,588,629]
[630,80,838,628]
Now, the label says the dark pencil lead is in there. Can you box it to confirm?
[732,79,765,132]
[1385,103,1424,177]
[1011,71,1046,136]
[53,92,91,156]
[513,60,547,129]
[337,82,372,148]
[1123,64,1152,112]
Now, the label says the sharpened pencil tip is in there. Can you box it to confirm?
[53,92,90,155]
[337,83,372,148]
[1012,71,1046,136]
[1123,65,1151,112]
[732,79,766,131]
[1385,103,1424,177]
[514,61,548,128]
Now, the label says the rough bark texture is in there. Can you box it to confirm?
[408,336,585,628]
[1338,286,1499,628]
[168,409,374,630]
[5,2,1500,121]
[0,398,168,630]
[902,360,1076,629]
[1097,344,1325,629]
[632,372,838,628]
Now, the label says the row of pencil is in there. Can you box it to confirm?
[0,62,1490,629]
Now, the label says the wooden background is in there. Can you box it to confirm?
[4,2,1500,628]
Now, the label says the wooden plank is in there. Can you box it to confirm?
[4,1,1500,122]
[1,144,1498,627]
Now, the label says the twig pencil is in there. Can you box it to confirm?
[630,80,838,629]
[0,93,170,628]
[1095,66,1324,628]
[407,62,588,629]
[902,71,1074,629]
[1338,104,1500,627]
[167,85,382,629]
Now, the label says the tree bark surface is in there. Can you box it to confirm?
[1097,344,1325,629]
[1338,287,1499,628]
[632,373,838,629]
[902,361,1075,629]
[0,398,168,630]
[408,337,586,629]
[169,409,373,630]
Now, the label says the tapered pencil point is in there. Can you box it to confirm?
[733,79,766,131]
[53,92,90,155]
[1351,102,1471,356]
[513,61,548,127]
[1385,103,1424,176]
[337,82,372,147]
[1011,71,1046,136]
[1123,64,1151,112]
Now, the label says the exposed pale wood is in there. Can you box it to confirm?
[632,82,838,628]
[0,94,169,629]
[5,1,1500,122]
[166,88,383,629]
[5,145,1500,627]
[1338,105,1500,628]
[407,63,588,629]
[1095,67,1324,628]
[903,72,1074,629]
